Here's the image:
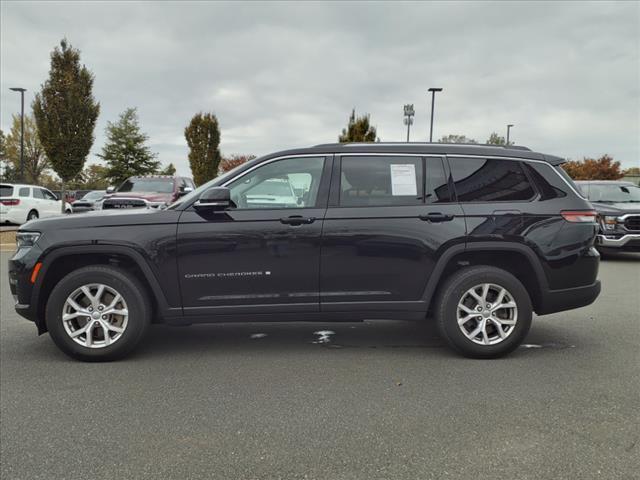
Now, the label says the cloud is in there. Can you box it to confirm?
[1,0,638,177]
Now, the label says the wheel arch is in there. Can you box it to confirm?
[33,245,173,333]
[423,242,548,314]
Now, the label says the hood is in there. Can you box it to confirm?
[104,191,174,203]
[20,207,180,233]
[591,201,640,214]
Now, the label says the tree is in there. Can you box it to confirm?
[486,132,506,145]
[158,163,176,176]
[219,154,256,174]
[97,108,159,186]
[338,109,378,142]
[562,155,623,180]
[184,113,221,186]
[5,114,50,184]
[33,38,100,211]
[0,129,18,182]
[438,134,478,144]
[69,164,110,190]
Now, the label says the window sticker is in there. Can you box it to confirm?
[390,164,417,196]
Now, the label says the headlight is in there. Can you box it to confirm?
[16,232,41,248]
[602,215,618,230]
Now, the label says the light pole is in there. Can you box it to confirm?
[9,87,26,182]
[427,87,442,142]
[403,104,415,142]
[506,124,514,146]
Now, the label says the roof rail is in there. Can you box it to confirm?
[312,142,531,151]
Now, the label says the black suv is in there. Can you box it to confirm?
[9,143,601,361]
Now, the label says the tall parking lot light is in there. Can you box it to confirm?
[427,87,442,142]
[9,87,27,182]
[507,124,514,145]
[403,104,415,142]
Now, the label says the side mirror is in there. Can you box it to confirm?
[106,186,116,194]
[178,186,194,197]
[194,187,231,211]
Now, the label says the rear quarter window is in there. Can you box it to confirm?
[448,158,536,202]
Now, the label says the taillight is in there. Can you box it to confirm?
[561,210,597,223]
[0,199,20,206]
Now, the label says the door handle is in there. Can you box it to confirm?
[419,212,454,223]
[280,215,316,226]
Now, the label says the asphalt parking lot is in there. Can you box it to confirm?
[0,251,638,480]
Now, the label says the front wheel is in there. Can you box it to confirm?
[435,266,532,359]
[46,265,151,361]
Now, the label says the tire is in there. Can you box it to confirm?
[27,210,39,221]
[65,209,72,214]
[435,266,532,359]
[45,265,151,361]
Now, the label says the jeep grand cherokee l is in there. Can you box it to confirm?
[8,143,601,361]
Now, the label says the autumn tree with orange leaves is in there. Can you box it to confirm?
[562,155,623,180]
[219,154,256,174]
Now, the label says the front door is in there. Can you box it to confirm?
[320,155,466,312]
[177,155,331,316]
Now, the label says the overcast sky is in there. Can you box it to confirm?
[1,1,639,176]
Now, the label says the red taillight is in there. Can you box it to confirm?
[561,210,597,223]
[0,198,20,206]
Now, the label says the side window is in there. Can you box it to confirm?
[18,187,30,197]
[42,189,58,201]
[449,158,536,202]
[425,157,453,203]
[339,156,423,207]
[33,188,45,199]
[227,157,325,209]
[187,179,195,189]
[522,163,566,200]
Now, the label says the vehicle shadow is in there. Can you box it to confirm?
[132,319,575,360]
[135,320,445,358]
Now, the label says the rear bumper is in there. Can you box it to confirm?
[596,234,640,250]
[536,280,601,315]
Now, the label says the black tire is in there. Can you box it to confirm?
[27,210,39,221]
[45,265,151,361]
[435,266,532,359]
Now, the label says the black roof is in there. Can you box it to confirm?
[259,142,566,165]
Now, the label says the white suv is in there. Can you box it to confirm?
[0,183,72,224]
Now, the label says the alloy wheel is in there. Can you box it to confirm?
[62,283,129,348]
[456,283,518,345]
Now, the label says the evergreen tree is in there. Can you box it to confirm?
[97,108,159,185]
[339,109,378,142]
[184,112,221,186]
[158,163,176,176]
[33,39,100,211]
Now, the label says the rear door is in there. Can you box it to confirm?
[320,154,466,312]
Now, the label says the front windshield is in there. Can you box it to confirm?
[586,184,640,203]
[81,191,104,201]
[118,178,174,193]
[168,157,262,209]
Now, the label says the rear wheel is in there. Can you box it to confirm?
[45,265,151,361]
[27,210,39,221]
[435,266,532,358]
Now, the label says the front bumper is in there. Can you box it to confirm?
[596,234,640,250]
